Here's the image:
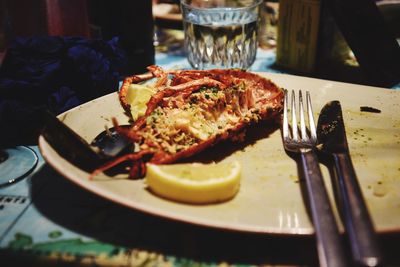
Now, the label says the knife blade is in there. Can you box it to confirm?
[317,101,382,267]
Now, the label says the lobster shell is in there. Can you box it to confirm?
[91,66,284,179]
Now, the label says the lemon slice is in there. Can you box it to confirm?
[146,161,241,204]
[126,84,155,120]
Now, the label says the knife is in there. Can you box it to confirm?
[317,101,382,267]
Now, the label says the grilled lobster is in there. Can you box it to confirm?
[91,65,284,179]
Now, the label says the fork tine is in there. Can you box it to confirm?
[306,91,317,142]
[299,91,308,141]
[290,90,299,141]
[283,90,289,139]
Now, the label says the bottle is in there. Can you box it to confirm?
[275,0,321,73]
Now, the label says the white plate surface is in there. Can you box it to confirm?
[39,73,400,235]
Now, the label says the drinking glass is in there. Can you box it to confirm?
[0,146,38,188]
[180,0,263,70]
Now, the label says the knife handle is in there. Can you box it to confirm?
[300,151,349,267]
[333,153,382,266]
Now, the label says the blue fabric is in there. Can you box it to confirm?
[0,36,127,145]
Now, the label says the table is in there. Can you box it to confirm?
[1,45,400,267]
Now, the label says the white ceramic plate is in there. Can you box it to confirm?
[38,73,400,235]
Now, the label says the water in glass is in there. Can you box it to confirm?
[181,0,262,70]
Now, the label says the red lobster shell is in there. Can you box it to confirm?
[91,65,284,179]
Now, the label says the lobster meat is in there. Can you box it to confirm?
[91,65,284,179]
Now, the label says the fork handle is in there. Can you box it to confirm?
[333,153,382,266]
[300,151,349,267]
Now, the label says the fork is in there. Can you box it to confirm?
[282,90,349,267]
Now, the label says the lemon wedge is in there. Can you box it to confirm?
[146,161,241,204]
[126,84,155,120]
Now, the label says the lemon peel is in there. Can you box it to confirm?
[145,161,241,204]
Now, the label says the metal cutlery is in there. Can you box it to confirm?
[41,111,132,170]
[282,90,349,267]
[317,101,382,267]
